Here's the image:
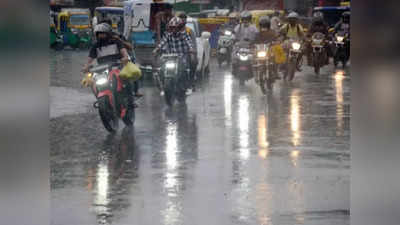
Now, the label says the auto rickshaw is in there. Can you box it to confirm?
[50,12,63,50]
[56,9,92,49]
[94,7,124,34]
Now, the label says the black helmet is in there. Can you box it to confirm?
[240,11,252,22]
[259,16,271,29]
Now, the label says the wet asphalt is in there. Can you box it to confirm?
[50,49,350,225]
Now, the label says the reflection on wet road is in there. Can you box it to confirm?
[51,50,350,225]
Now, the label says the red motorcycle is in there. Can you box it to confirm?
[86,62,134,132]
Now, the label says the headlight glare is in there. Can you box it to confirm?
[292,42,301,50]
[257,51,267,58]
[166,62,176,69]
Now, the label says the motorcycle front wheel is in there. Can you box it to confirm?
[164,78,176,107]
[98,96,118,132]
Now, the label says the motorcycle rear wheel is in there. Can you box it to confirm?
[98,96,118,133]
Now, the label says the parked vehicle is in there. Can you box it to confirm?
[310,32,328,75]
[333,30,350,68]
[86,62,135,132]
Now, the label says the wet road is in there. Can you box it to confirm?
[50,49,350,225]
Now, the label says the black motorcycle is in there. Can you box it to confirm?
[333,30,350,68]
[159,54,190,107]
[253,43,278,93]
[310,32,328,76]
[232,41,254,86]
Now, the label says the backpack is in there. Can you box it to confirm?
[285,24,302,38]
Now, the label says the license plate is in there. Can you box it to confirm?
[239,66,248,71]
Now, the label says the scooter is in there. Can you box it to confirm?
[217,29,235,67]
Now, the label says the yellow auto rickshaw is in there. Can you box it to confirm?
[56,9,92,49]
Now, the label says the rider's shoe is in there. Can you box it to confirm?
[186,88,193,96]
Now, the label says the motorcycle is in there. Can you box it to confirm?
[333,30,350,68]
[86,62,135,132]
[253,43,278,93]
[232,41,254,86]
[159,54,190,107]
[310,32,328,75]
[217,30,235,67]
[283,39,302,81]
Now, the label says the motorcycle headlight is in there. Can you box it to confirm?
[165,62,176,69]
[336,36,344,42]
[224,30,232,36]
[257,51,267,58]
[96,77,108,85]
[292,42,301,50]
[240,54,249,61]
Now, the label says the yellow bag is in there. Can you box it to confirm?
[119,62,142,81]
[271,44,287,64]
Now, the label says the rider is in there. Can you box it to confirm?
[81,22,134,109]
[102,19,143,97]
[222,12,239,31]
[232,11,259,76]
[306,12,331,65]
[254,16,281,80]
[177,12,198,92]
[255,16,278,44]
[279,11,305,71]
[270,11,281,33]
[234,11,259,43]
[153,17,195,95]
[334,11,350,34]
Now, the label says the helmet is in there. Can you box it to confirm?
[240,11,252,22]
[313,11,324,19]
[94,23,112,35]
[287,12,299,19]
[168,16,184,33]
[259,16,271,29]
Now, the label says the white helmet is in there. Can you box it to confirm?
[287,12,299,19]
[94,23,112,35]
